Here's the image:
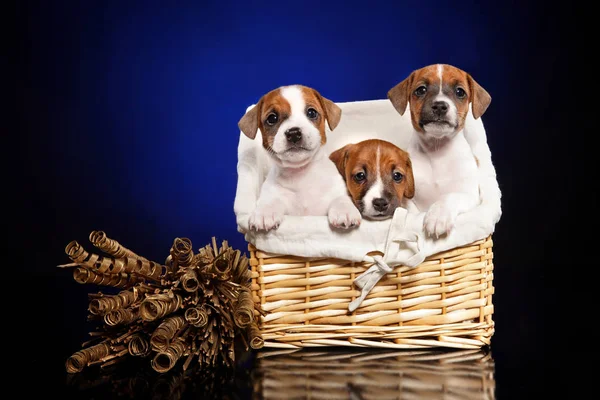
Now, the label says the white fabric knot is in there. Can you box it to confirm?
[388,231,425,268]
[348,255,392,313]
[347,231,424,313]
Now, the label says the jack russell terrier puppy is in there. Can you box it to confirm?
[387,64,491,237]
[238,85,362,232]
[329,139,414,220]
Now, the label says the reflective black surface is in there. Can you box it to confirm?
[26,275,548,400]
[31,334,547,399]
[60,347,496,400]
[61,353,256,399]
[254,348,496,400]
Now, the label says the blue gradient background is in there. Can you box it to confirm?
[19,0,548,262]
[17,1,576,396]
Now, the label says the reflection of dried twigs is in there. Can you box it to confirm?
[66,353,251,399]
[61,233,260,374]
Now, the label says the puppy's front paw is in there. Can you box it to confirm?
[424,202,457,238]
[328,202,362,229]
[248,209,284,232]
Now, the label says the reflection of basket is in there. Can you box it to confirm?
[249,236,494,349]
[253,348,496,400]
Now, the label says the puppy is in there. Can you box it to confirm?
[329,139,414,220]
[387,64,491,237]
[238,85,361,232]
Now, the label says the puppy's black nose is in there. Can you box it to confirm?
[431,101,449,116]
[373,198,389,212]
[285,127,302,143]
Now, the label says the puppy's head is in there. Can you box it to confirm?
[238,85,342,168]
[330,139,414,220]
[387,64,491,141]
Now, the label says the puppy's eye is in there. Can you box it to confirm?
[354,172,366,182]
[455,88,466,99]
[393,172,404,182]
[306,108,319,119]
[266,113,278,125]
[414,86,427,96]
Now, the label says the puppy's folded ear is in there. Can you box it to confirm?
[314,90,342,131]
[329,144,353,179]
[387,73,413,116]
[238,101,262,139]
[403,158,415,199]
[468,75,492,119]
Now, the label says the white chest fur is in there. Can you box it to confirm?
[408,130,479,211]
[262,153,347,216]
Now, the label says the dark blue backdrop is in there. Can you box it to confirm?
[17,1,576,397]
[19,0,546,264]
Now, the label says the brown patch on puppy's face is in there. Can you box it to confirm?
[299,86,342,145]
[255,89,292,152]
[330,139,414,220]
[387,64,491,139]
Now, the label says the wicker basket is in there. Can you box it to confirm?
[249,236,494,349]
[253,348,495,399]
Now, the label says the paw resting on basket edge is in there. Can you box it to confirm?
[328,199,362,229]
[423,201,457,238]
[248,208,284,232]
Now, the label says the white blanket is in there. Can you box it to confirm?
[234,99,502,310]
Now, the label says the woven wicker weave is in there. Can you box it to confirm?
[253,348,495,400]
[249,236,494,349]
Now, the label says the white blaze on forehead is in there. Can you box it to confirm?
[432,64,457,126]
[375,144,381,180]
[362,145,384,216]
[280,86,306,118]
[437,64,444,94]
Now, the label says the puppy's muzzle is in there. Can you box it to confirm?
[431,101,449,118]
[285,127,302,144]
[372,198,389,212]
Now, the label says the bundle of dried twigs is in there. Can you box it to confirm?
[60,231,264,374]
